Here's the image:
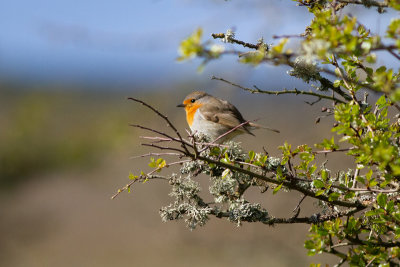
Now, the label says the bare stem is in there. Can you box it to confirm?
[212,75,346,104]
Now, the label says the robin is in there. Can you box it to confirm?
[177,91,279,142]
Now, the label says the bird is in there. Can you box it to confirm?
[177,91,279,142]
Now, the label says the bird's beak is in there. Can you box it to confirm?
[177,103,185,108]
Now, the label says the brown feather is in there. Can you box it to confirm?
[199,98,255,136]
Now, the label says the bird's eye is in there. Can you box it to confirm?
[190,99,196,103]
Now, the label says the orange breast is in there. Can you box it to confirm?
[185,103,202,127]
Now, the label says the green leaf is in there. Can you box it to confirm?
[271,38,288,54]
[376,94,387,109]
[333,79,341,88]
[240,47,266,66]
[377,193,387,208]
[148,157,157,168]
[344,191,355,199]
[273,183,283,195]
[177,28,204,61]
[221,168,231,179]
[128,172,139,180]
[313,179,325,189]
[248,150,255,161]
[328,192,340,201]
[221,153,232,164]
[321,169,328,181]
[387,201,395,213]
[365,210,377,217]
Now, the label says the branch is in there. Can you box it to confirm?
[211,33,261,50]
[345,235,400,248]
[336,0,389,8]
[211,76,346,104]
[197,120,252,153]
[130,152,182,159]
[128,97,191,155]
[210,206,363,225]
[292,194,307,213]
[141,143,186,154]
[130,124,179,143]
[313,148,353,154]
[196,154,365,208]
[111,174,168,199]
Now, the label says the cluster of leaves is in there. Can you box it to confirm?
[118,1,400,266]
[306,192,400,266]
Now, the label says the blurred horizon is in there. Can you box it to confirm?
[1,0,397,89]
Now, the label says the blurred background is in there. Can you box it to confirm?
[0,1,397,266]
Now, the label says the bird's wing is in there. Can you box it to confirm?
[199,103,254,136]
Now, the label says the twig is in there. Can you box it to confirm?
[141,136,230,149]
[211,33,260,50]
[211,206,362,225]
[213,120,251,143]
[365,256,377,267]
[292,194,307,213]
[211,76,346,104]
[141,143,186,154]
[196,154,365,208]
[128,97,191,155]
[130,152,182,159]
[387,48,400,61]
[273,34,305,39]
[346,235,400,248]
[111,174,168,199]
[130,124,180,144]
[330,242,351,249]
[333,257,347,267]
[305,97,322,106]
[139,136,173,141]
[313,148,353,154]
[336,0,388,8]
[197,120,253,154]
[346,187,400,193]
[111,159,192,200]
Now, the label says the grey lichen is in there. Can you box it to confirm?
[228,199,270,226]
[160,202,212,230]
[209,175,237,203]
[288,56,321,84]
[257,37,269,51]
[181,160,202,175]
[222,29,235,43]
[265,156,282,171]
[160,174,211,230]
[160,140,273,229]
[169,174,200,200]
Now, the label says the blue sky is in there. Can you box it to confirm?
[0,1,396,88]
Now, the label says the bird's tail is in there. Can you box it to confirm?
[249,122,280,133]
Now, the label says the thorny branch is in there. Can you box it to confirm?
[128,97,191,155]
[211,75,346,104]
[336,0,389,8]
[211,206,363,225]
[211,33,262,50]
